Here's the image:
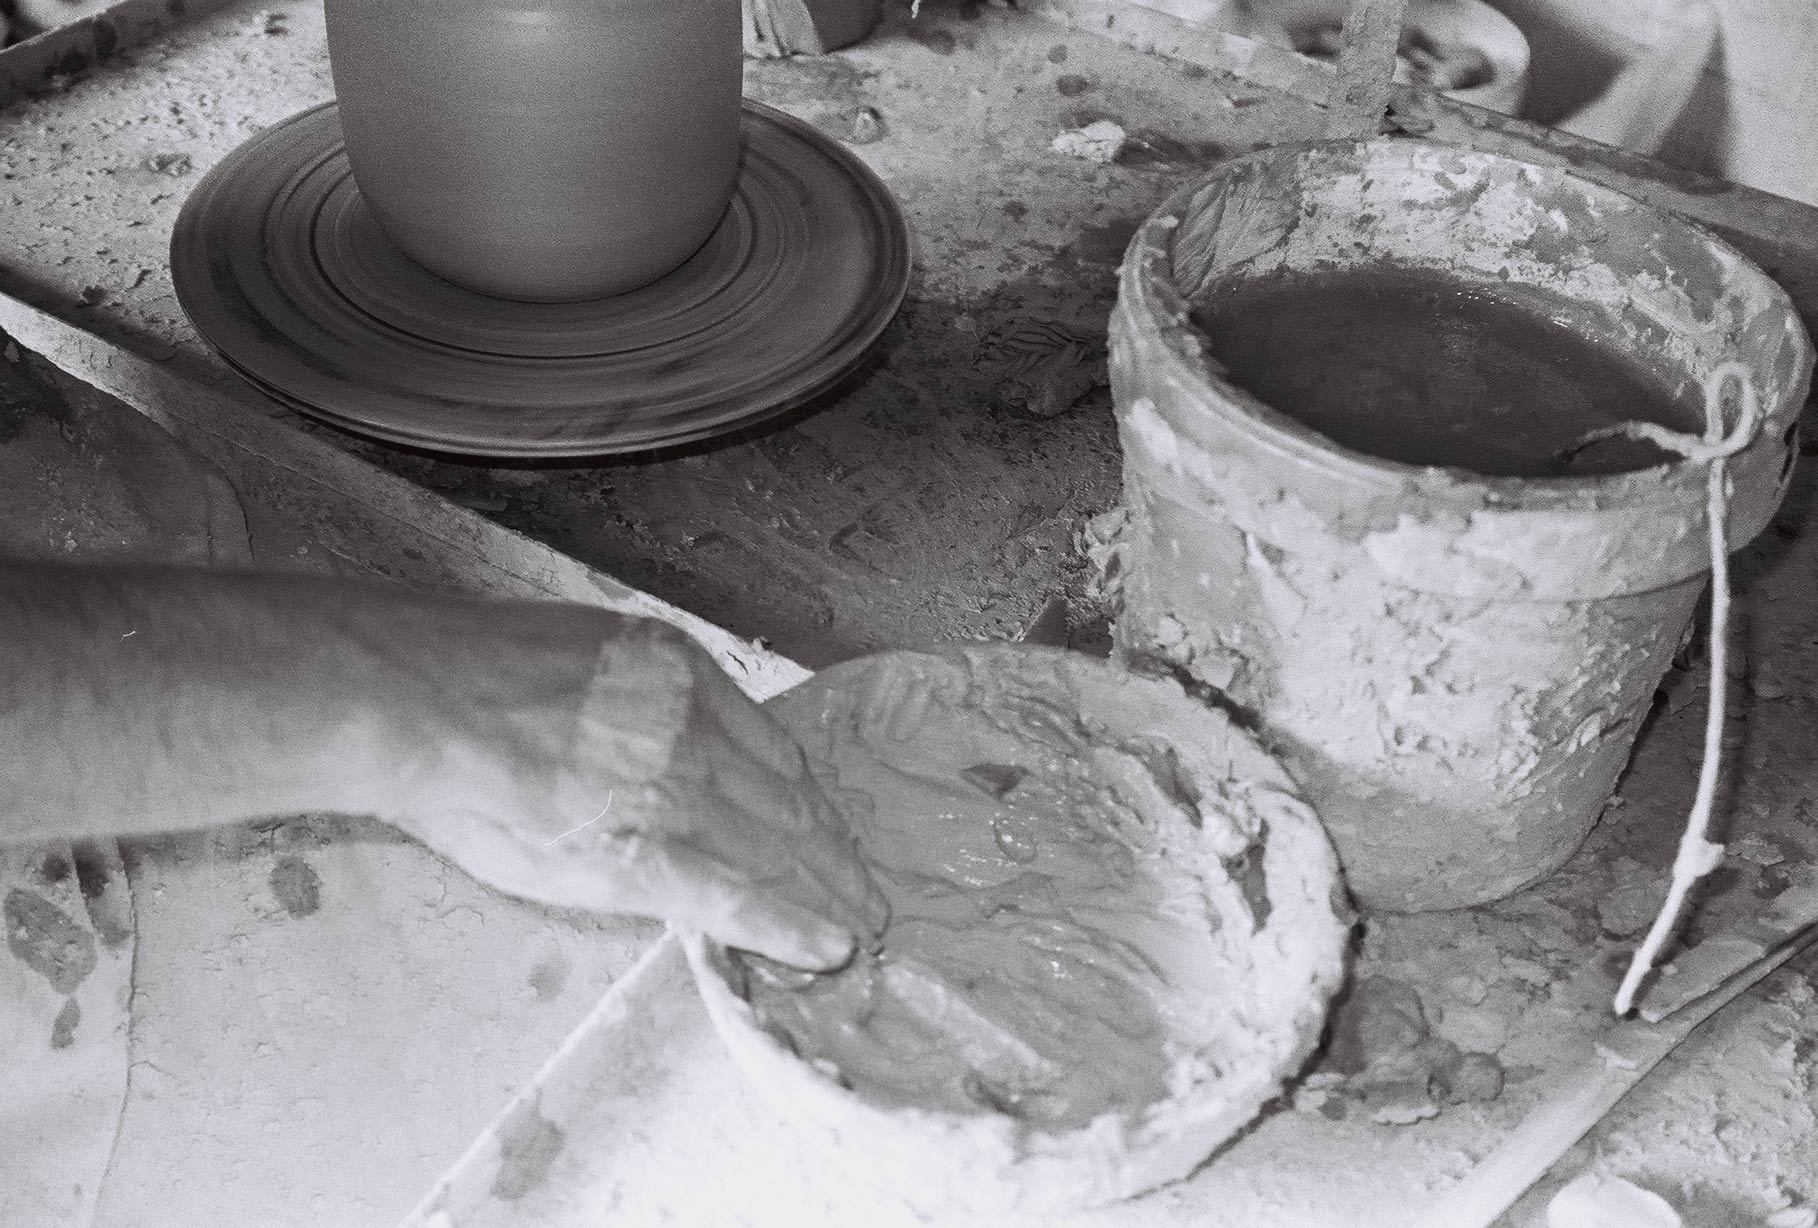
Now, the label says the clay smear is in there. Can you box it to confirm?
[740,693,1227,1128]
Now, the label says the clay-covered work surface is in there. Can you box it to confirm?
[2,2,1818,1225]
[0,0,1293,667]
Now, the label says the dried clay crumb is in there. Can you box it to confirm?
[144,152,193,177]
[1291,1070,1346,1114]
[1548,1172,1681,1228]
[1324,976,1429,1073]
[1050,120,1126,164]
[1363,1080,1439,1125]
[1598,881,1661,938]
[847,107,884,145]
[1729,833,1785,866]
[1428,1050,1504,1105]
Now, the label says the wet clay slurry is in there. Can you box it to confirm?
[1190,268,1701,477]
[739,717,1192,1130]
[689,646,1348,1215]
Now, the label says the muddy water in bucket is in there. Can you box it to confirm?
[1192,268,1702,477]
[1102,139,1813,912]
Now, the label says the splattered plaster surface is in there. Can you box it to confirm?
[90,817,658,1225]
[0,335,663,1226]
[0,1,1816,1224]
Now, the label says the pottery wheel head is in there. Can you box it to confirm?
[171,101,911,457]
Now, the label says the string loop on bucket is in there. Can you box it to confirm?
[1590,360,1763,1016]
[1572,361,1766,464]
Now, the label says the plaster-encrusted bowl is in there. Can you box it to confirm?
[686,643,1348,1215]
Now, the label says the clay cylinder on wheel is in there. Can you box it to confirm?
[1101,139,1812,912]
[323,0,742,302]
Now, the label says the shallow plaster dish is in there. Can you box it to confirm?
[685,644,1348,1215]
[170,101,910,457]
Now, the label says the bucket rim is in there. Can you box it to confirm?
[1115,135,1813,514]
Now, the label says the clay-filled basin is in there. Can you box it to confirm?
[686,644,1348,1215]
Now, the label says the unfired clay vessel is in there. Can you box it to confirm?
[323,0,742,302]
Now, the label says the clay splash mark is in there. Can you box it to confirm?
[51,998,80,1050]
[72,840,133,947]
[976,317,1106,418]
[1116,131,1226,172]
[526,956,569,1001]
[1072,217,1144,267]
[37,849,72,885]
[71,844,111,899]
[269,855,322,919]
[5,888,98,995]
[489,1101,566,1202]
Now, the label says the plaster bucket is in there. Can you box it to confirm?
[1100,138,1812,913]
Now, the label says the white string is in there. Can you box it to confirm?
[1603,360,1764,1016]
[542,792,614,848]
